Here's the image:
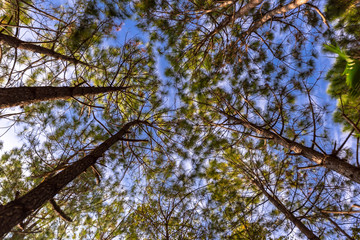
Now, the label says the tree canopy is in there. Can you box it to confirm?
[0,0,360,239]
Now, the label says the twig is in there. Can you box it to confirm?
[297,164,322,170]
[305,3,330,28]
[49,199,73,222]
[321,210,360,214]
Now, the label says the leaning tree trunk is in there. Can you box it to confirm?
[225,114,360,184]
[0,120,147,237]
[0,33,90,66]
[0,86,129,109]
[251,178,320,240]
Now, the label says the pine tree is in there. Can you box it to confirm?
[0,120,148,237]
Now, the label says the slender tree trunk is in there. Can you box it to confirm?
[321,214,355,240]
[226,114,360,184]
[0,33,90,66]
[0,120,147,237]
[251,178,320,240]
[0,86,129,109]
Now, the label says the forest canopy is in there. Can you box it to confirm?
[0,0,360,239]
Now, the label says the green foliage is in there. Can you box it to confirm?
[324,0,360,135]
[324,44,360,96]
[134,0,321,95]
[65,0,130,51]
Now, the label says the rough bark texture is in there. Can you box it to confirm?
[252,178,320,240]
[0,86,129,109]
[0,120,146,237]
[0,33,90,66]
[229,115,360,184]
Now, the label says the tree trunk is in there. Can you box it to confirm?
[251,178,320,240]
[0,86,129,109]
[227,114,360,184]
[0,33,90,66]
[0,120,146,237]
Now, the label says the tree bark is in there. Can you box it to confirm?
[252,178,320,240]
[227,114,360,184]
[0,86,129,109]
[0,120,147,237]
[0,33,90,66]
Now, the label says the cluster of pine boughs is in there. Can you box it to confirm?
[0,0,359,239]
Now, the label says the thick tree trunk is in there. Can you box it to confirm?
[0,86,129,109]
[0,33,90,66]
[0,120,146,237]
[227,115,360,184]
[252,178,320,240]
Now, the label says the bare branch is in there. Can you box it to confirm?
[49,199,73,222]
